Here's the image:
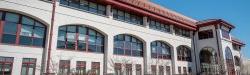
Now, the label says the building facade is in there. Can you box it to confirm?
[0,0,245,75]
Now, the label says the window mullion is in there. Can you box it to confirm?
[16,23,22,45]
[75,32,78,50]
[0,21,4,43]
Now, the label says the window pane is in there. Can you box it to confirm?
[79,27,86,34]
[33,38,44,47]
[34,27,45,38]
[98,5,106,15]
[22,17,34,25]
[69,0,80,8]
[5,13,19,22]
[67,26,76,32]
[20,36,32,45]
[21,66,27,75]
[35,22,45,27]
[0,12,2,20]
[67,33,76,42]
[2,34,16,44]
[118,10,124,20]
[20,25,33,36]
[3,22,17,34]
[60,0,69,5]
[89,2,97,13]
[78,34,86,50]
[88,29,96,36]
[80,0,88,10]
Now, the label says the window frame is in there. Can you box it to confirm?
[57,25,105,53]
[59,0,107,16]
[112,8,143,26]
[0,56,14,75]
[59,60,71,75]
[149,19,171,33]
[151,41,171,59]
[91,62,100,75]
[0,11,47,47]
[114,34,143,57]
[21,58,37,75]
[198,30,214,40]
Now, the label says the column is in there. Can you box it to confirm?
[104,35,115,75]
[106,5,112,19]
[144,41,151,74]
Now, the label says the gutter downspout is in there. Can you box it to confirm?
[192,31,198,75]
[46,0,56,74]
[215,25,223,74]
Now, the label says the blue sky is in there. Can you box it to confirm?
[152,0,250,59]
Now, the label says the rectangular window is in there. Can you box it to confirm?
[183,67,187,74]
[151,65,156,75]
[159,66,164,75]
[149,19,171,33]
[188,67,192,74]
[21,58,36,75]
[178,66,182,74]
[136,64,141,75]
[76,61,86,75]
[91,62,100,75]
[175,27,191,38]
[198,30,213,40]
[2,22,17,44]
[0,56,14,75]
[222,29,230,39]
[59,60,70,75]
[60,0,106,15]
[125,64,132,75]
[166,66,171,75]
[112,8,143,25]
[115,63,122,75]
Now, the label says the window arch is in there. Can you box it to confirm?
[177,45,192,62]
[151,41,171,59]
[199,47,219,75]
[0,11,47,47]
[57,25,104,53]
[113,34,143,57]
[225,47,235,75]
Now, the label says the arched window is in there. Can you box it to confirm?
[177,45,192,62]
[199,47,219,75]
[0,11,46,47]
[57,25,104,53]
[151,41,171,59]
[234,56,240,66]
[225,47,235,75]
[113,34,143,57]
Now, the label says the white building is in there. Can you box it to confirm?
[0,0,245,75]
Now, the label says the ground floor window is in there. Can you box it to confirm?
[125,64,132,75]
[136,64,142,75]
[21,58,36,75]
[76,61,86,75]
[114,63,122,75]
[151,65,156,75]
[0,56,14,75]
[91,62,100,75]
[59,60,70,75]
[183,67,187,75]
[166,66,171,75]
[178,66,182,74]
[159,66,164,75]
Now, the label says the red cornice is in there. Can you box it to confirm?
[197,19,235,29]
[232,38,245,46]
[101,0,197,30]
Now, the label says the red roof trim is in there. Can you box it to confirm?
[232,40,245,46]
[197,19,235,29]
[102,0,197,30]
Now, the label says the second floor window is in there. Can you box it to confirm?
[112,8,143,25]
[174,27,191,38]
[198,30,213,40]
[114,34,143,57]
[57,25,104,53]
[149,19,171,33]
[0,11,46,47]
[151,41,171,59]
[60,0,106,15]
[222,29,230,39]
